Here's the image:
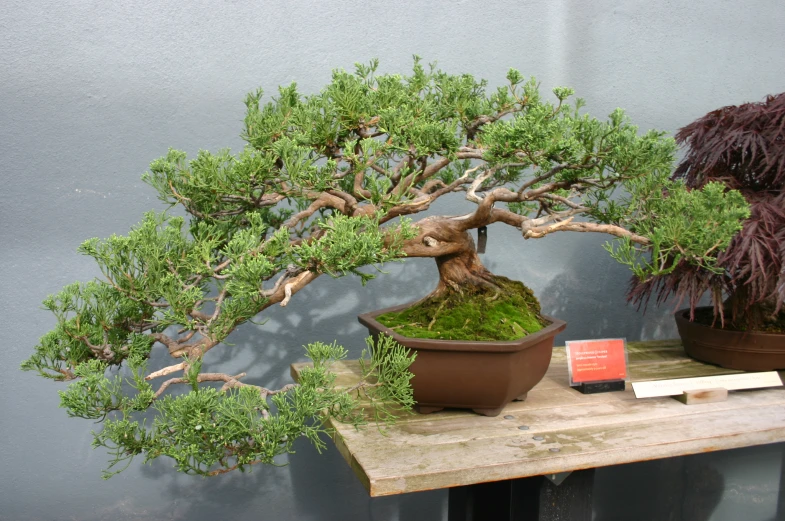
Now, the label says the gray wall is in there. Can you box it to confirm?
[2,1,784,520]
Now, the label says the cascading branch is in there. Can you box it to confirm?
[23,57,749,477]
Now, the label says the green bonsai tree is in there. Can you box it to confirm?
[23,58,749,477]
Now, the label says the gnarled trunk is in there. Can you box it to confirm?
[391,219,545,341]
[402,217,502,298]
[434,248,498,296]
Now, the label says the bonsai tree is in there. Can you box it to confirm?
[23,58,749,477]
[628,92,785,331]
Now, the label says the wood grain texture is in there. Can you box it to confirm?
[291,340,785,497]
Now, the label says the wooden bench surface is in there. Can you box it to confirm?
[291,339,785,497]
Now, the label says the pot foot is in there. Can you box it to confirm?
[415,405,445,414]
[513,392,528,402]
[472,407,504,417]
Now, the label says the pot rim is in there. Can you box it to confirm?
[358,301,567,353]
[674,306,785,339]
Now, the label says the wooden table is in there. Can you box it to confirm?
[291,340,785,520]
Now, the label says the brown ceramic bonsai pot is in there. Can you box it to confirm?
[358,303,567,417]
[675,307,785,371]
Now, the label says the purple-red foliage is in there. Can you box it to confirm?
[674,92,785,190]
[629,93,785,329]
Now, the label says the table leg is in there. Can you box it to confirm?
[447,469,595,521]
[777,445,785,521]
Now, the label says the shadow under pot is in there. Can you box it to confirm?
[358,303,567,417]
[675,307,785,371]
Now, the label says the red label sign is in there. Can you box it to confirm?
[566,339,627,384]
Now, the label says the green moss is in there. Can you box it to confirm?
[377,276,546,341]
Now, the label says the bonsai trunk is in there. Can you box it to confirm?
[434,249,499,296]
[403,219,504,298]
[724,289,784,332]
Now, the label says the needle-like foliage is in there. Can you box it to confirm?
[23,58,750,476]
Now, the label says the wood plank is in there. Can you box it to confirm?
[335,388,785,450]
[328,389,785,495]
[290,339,785,497]
[628,360,742,381]
[361,401,785,495]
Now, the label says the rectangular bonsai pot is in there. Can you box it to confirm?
[358,303,567,416]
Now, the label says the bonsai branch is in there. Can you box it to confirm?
[150,332,213,358]
[153,372,249,399]
[522,216,577,238]
[145,362,186,380]
[523,220,651,244]
[276,271,318,307]
[540,193,586,210]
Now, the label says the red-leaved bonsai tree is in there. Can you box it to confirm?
[23,59,749,476]
[629,92,785,331]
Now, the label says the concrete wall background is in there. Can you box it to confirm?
[2,1,784,520]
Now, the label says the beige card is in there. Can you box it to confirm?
[632,372,783,399]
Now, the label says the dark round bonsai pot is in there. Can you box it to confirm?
[358,303,567,417]
[675,307,785,371]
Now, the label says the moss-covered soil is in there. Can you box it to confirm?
[377,276,547,341]
[692,307,785,333]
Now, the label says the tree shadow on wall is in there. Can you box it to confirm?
[117,257,443,521]
[515,233,679,345]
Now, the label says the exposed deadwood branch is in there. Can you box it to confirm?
[540,193,587,210]
[151,332,214,358]
[520,180,574,201]
[145,362,186,380]
[154,372,247,399]
[524,206,585,228]
[280,271,316,307]
[523,220,651,244]
[465,167,492,204]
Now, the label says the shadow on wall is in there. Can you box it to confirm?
[535,253,679,345]
[54,208,687,521]
[88,257,444,521]
[479,223,679,346]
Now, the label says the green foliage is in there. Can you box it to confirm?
[290,213,417,284]
[58,360,124,419]
[606,181,750,279]
[58,354,155,421]
[22,281,155,380]
[359,334,417,426]
[61,339,415,478]
[26,58,751,478]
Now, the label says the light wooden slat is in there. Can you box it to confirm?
[362,403,785,495]
[335,388,784,450]
[291,339,785,496]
